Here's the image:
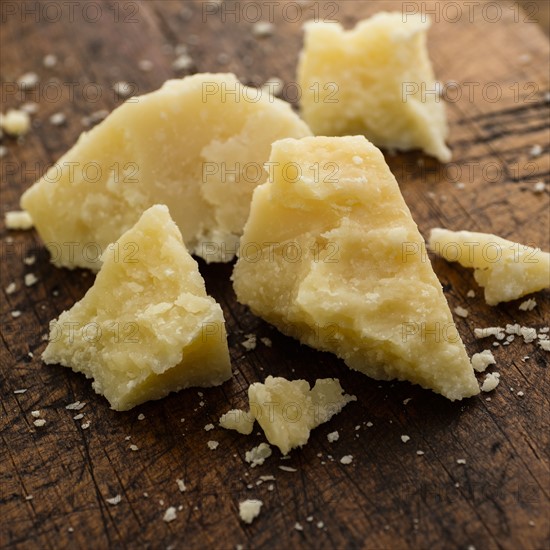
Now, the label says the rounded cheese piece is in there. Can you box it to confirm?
[21,73,311,270]
[233,136,479,401]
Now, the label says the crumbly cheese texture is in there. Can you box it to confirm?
[219,409,254,435]
[42,205,231,411]
[239,499,263,524]
[21,73,311,270]
[5,210,33,230]
[297,13,450,162]
[429,228,550,305]
[247,376,356,455]
[233,136,479,401]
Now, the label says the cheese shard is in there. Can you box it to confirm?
[429,228,550,305]
[297,13,450,162]
[42,204,231,411]
[20,73,311,270]
[233,136,479,401]
[248,376,356,455]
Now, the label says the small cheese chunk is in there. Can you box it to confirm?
[239,499,263,524]
[5,210,33,230]
[233,136,479,401]
[470,350,496,373]
[1,109,31,136]
[42,205,231,411]
[219,409,254,435]
[247,376,356,455]
[429,228,550,305]
[297,13,450,161]
[21,73,311,270]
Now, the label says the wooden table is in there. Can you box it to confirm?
[1,1,549,548]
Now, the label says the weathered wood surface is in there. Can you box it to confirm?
[1,1,549,548]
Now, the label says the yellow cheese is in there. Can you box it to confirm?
[233,136,479,401]
[248,376,356,455]
[21,73,311,270]
[42,204,231,411]
[429,228,550,305]
[297,13,450,162]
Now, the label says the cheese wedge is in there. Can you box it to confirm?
[297,13,450,162]
[42,204,232,411]
[248,376,356,455]
[429,228,550,305]
[233,136,479,400]
[21,73,311,270]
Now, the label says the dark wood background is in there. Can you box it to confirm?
[1,1,549,548]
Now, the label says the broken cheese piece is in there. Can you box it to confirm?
[42,204,231,411]
[21,73,311,270]
[233,136,479,401]
[248,376,356,455]
[429,228,550,305]
[297,13,450,162]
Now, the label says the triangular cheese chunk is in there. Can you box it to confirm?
[233,136,479,400]
[429,228,550,305]
[297,13,450,162]
[21,73,311,270]
[43,205,231,411]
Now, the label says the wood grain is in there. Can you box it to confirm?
[1,1,549,549]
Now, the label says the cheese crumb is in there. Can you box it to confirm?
[176,479,186,492]
[475,327,505,340]
[106,495,121,505]
[219,409,255,435]
[340,455,353,465]
[129,444,139,451]
[14,389,27,394]
[539,340,550,351]
[43,54,58,68]
[33,419,46,427]
[11,310,21,318]
[481,372,500,392]
[239,499,263,524]
[137,413,145,420]
[453,306,469,318]
[172,54,194,72]
[327,431,339,443]
[466,290,476,298]
[520,327,537,343]
[456,459,466,465]
[207,440,219,450]
[5,210,33,230]
[204,423,215,431]
[65,401,86,410]
[278,466,297,472]
[260,337,272,347]
[49,112,66,126]
[519,298,537,311]
[163,506,177,523]
[24,273,38,287]
[416,450,425,456]
[401,435,410,443]
[533,181,546,193]
[17,72,39,89]
[245,443,272,467]
[294,522,303,531]
[138,59,154,72]
[0,110,31,136]
[242,333,257,351]
[529,144,543,157]
[23,256,36,266]
[31,410,41,418]
[252,21,274,38]
[113,81,133,98]
[470,350,496,373]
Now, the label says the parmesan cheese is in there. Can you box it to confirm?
[5,210,33,230]
[20,73,311,270]
[233,136,479,400]
[297,13,450,161]
[247,376,356,455]
[429,228,550,305]
[238,499,262,524]
[42,205,232,411]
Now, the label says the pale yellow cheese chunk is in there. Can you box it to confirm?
[42,204,232,411]
[233,136,479,401]
[429,228,550,305]
[21,73,311,270]
[248,376,356,455]
[297,13,450,162]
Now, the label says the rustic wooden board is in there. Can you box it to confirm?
[1,1,549,548]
